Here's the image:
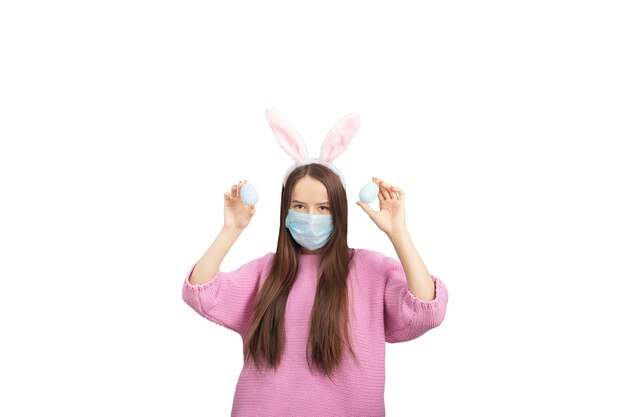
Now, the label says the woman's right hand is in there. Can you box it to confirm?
[223,180,256,231]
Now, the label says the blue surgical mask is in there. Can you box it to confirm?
[285,209,333,251]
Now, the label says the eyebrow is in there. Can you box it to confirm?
[291,200,330,205]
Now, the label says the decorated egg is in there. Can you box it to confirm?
[359,181,379,203]
[240,182,258,206]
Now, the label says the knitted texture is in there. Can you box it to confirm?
[182,248,449,417]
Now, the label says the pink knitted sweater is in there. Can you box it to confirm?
[182,248,448,417]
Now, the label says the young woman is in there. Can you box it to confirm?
[182,162,449,417]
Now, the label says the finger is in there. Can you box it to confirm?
[380,180,395,200]
[375,178,392,200]
[237,180,243,197]
[231,184,238,198]
[240,179,248,197]
[391,186,404,200]
[356,200,376,218]
[373,177,385,199]
[378,188,385,202]
[249,204,256,216]
[224,191,231,201]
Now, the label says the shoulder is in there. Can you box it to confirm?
[350,248,401,271]
[261,252,275,267]
[235,252,275,272]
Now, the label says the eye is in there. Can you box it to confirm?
[294,204,305,209]
[320,206,330,211]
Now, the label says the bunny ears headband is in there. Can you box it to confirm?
[265,106,360,189]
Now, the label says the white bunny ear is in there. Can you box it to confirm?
[319,113,360,163]
[265,106,308,163]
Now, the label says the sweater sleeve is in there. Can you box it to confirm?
[181,254,271,337]
[383,256,449,343]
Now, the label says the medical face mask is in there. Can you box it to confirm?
[285,209,333,251]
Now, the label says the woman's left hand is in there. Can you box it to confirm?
[356,177,407,237]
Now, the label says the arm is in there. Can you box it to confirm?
[356,177,448,343]
[382,256,448,343]
[388,229,435,301]
[189,180,256,285]
[356,177,435,300]
[183,252,271,336]
[189,226,242,285]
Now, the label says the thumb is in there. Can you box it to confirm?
[248,204,256,216]
[356,201,375,218]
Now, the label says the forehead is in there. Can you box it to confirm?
[291,176,329,203]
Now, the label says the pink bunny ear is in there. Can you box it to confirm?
[319,113,360,162]
[265,106,308,163]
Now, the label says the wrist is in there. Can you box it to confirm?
[222,225,244,236]
[386,227,409,241]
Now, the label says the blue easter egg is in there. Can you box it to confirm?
[240,182,258,206]
[359,181,379,203]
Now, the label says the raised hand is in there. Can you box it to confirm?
[356,177,407,237]
[223,180,256,231]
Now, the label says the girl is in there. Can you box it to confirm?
[182,109,449,417]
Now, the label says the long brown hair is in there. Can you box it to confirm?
[243,163,358,380]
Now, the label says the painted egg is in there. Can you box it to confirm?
[240,182,258,206]
[359,181,379,203]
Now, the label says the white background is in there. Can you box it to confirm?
[1,1,624,416]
